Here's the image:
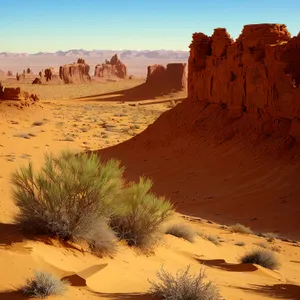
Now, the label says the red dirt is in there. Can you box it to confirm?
[94,24,300,239]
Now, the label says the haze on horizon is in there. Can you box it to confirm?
[1,0,299,53]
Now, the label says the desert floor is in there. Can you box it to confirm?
[0,77,299,300]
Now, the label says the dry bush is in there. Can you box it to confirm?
[149,265,221,300]
[21,271,69,298]
[229,223,253,234]
[110,177,174,248]
[235,241,245,247]
[260,232,278,242]
[197,232,220,246]
[11,150,123,255]
[165,223,195,242]
[239,249,280,270]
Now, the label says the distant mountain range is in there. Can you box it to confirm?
[0,49,189,60]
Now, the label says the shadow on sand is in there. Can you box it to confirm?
[75,82,185,103]
[237,283,300,299]
[195,258,258,272]
[0,291,24,300]
[93,292,157,300]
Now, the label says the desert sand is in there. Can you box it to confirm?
[0,74,299,300]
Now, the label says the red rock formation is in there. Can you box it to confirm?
[59,62,91,84]
[146,63,187,91]
[0,87,39,102]
[188,24,300,146]
[94,54,127,79]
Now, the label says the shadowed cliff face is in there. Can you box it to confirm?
[188,24,300,147]
[146,63,187,92]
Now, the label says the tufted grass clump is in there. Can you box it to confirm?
[149,265,221,300]
[239,249,280,270]
[229,223,253,235]
[11,150,123,255]
[165,223,195,243]
[110,177,174,248]
[21,271,69,298]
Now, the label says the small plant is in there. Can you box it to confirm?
[239,249,280,270]
[11,150,123,255]
[229,223,253,235]
[110,177,174,248]
[149,265,221,300]
[254,241,268,249]
[235,241,245,247]
[261,232,278,242]
[21,271,69,298]
[197,232,220,246]
[165,223,195,243]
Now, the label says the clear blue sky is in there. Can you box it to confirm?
[0,0,299,53]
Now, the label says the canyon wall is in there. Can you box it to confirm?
[188,24,300,144]
[146,63,187,91]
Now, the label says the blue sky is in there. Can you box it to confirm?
[0,0,299,53]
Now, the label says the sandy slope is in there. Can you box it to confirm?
[0,78,299,300]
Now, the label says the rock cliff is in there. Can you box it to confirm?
[188,24,300,146]
[146,63,187,91]
[94,54,127,79]
[59,61,91,84]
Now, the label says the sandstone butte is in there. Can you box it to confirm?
[59,60,91,84]
[146,63,187,92]
[188,23,300,149]
[94,54,127,79]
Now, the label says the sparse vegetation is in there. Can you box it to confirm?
[21,271,69,298]
[11,151,123,255]
[254,241,268,249]
[235,241,245,247]
[239,249,280,270]
[197,232,220,246]
[229,223,253,235]
[165,223,195,243]
[260,232,278,242]
[110,177,174,248]
[149,265,221,300]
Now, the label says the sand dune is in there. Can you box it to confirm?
[0,78,299,300]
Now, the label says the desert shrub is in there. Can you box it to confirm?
[165,223,195,242]
[254,241,268,249]
[21,271,69,298]
[11,150,123,254]
[260,232,278,242]
[197,232,220,246]
[110,177,174,247]
[149,265,221,300]
[229,223,253,234]
[239,249,280,270]
[235,241,245,247]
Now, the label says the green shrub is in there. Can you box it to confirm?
[149,265,221,300]
[229,223,253,234]
[165,223,195,242]
[239,249,280,270]
[21,271,69,298]
[11,150,123,254]
[110,177,174,247]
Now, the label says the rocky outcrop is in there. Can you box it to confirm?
[0,86,39,102]
[188,24,300,145]
[59,62,91,84]
[146,63,187,91]
[32,77,42,84]
[94,54,127,79]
